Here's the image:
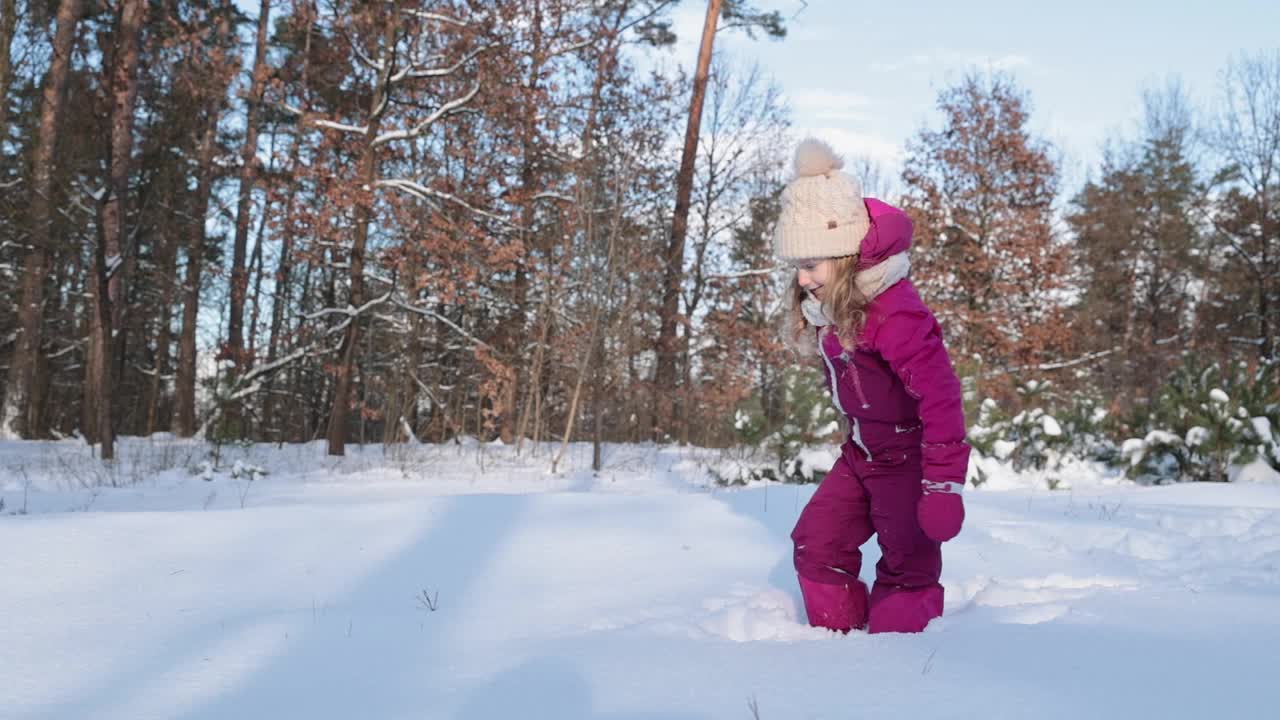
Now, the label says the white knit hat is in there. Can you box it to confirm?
[773,138,870,261]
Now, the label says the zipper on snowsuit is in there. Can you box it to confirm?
[820,328,872,462]
[841,351,872,410]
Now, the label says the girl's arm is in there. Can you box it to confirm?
[873,302,970,485]
[875,296,970,542]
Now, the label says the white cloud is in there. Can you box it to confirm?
[986,54,1031,71]
[869,51,1030,74]
[868,54,936,73]
[787,88,875,122]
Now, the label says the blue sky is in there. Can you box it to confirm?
[658,0,1280,194]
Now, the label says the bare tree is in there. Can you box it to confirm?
[1208,51,1280,361]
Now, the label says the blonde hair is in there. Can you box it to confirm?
[789,255,869,351]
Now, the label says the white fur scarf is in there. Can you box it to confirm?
[801,252,911,327]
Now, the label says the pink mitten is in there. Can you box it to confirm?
[917,480,964,542]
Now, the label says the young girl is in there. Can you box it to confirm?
[775,139,970,634]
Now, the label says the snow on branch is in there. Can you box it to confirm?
[391,45,487,84]
[707,264,785,280]
[394,299,493,351]
[403,9,469,26]
[982,347,1121,378]
[195,337,343,438]
[406,370,443,415]
[351,43,384,74]
[312,118,370,136]
[376,178,518,229]
[533,191,576,203]
[944,221,981,244]
[546,35,596,59]
[301,290,393,322]
[230,342,325,398]
[132,362,175,380]
[44,341,83,360]
[373,83,480,146]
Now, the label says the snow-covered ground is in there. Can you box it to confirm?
[3,437,1280,719]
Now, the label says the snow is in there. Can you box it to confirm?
[992,439,1018,460]
[2,437,1279,719]
[1121,437,1147,465]
[1251,416,1273,443]
[0,404,19,440]
[792,445,840,478]
[1231,457,1280,484]
[1186,426,1210,448]
[1144,430,1182,446]
[812,420,840,437]
[1041,414,1063,437]
[1210,388,1230,404]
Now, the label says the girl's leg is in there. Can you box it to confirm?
[857,449,945,633]
[791,450,874,631]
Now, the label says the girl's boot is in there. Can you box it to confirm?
[867,583,943,634]
[798,575,869,633]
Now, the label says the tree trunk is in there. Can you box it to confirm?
[0,0,16,141]
[515,287,553,454]
[551,312,599,474]
[591,323,605,472]
[326,13,394,456]
[262,184,296,439]
[90,209,115,458]
[1260,199,1274,361]
[145,225,178,435]
[652,0,722,441]
[1,0,81,439]
[497,0,546,444]
[263,4,312,440]
[246,167,271,367]
[87,0,146,459]
[174,114,218,437]
[227,0,272,386]
[294,259,318,442]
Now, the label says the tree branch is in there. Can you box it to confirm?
[373,83,480,146]
[376,177,518,228]
[394,299,493,350]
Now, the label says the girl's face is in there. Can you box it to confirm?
[795,259,834,300]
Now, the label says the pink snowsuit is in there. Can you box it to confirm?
[792,199,970,634]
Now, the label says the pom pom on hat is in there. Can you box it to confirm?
[793,138,844,178]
